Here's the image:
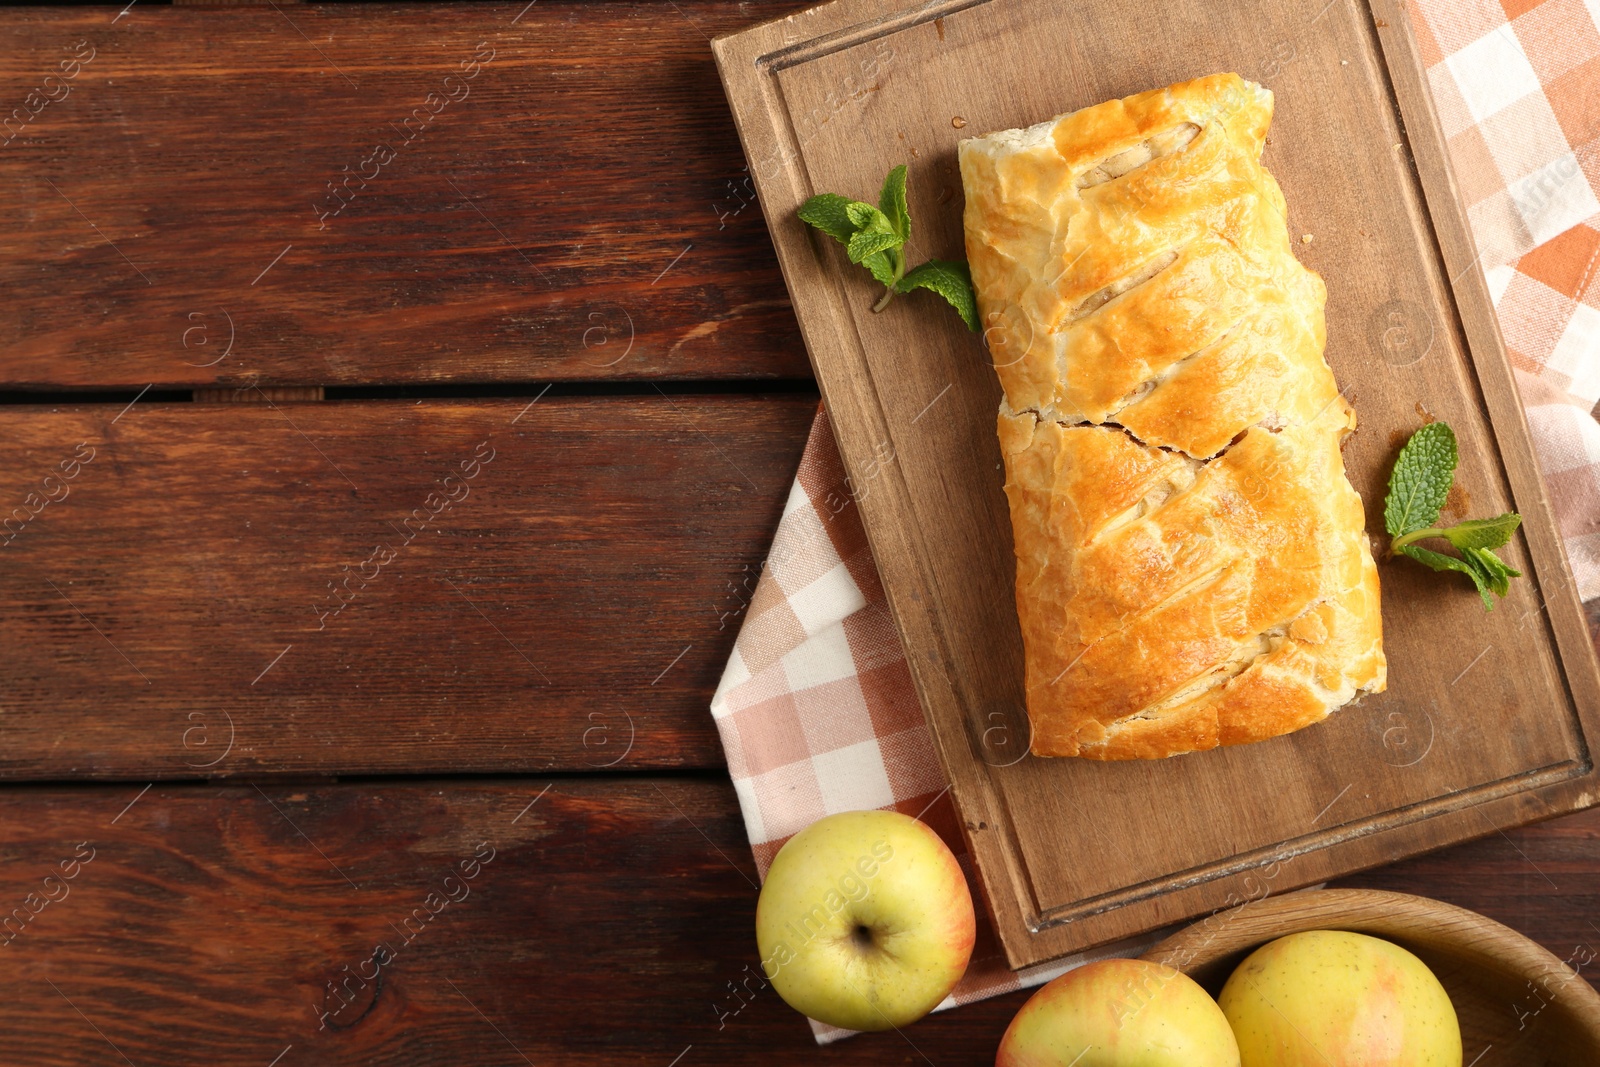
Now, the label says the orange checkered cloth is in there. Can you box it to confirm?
[712,0,1600,1043]
[1415,0,1600,592]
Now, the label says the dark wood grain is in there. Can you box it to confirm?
[0,778,1592,1066]
[0,396,813,779]
[716,0,1600,966]
[0,2,812,389]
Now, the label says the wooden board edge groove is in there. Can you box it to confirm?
[1030,757,1592,931]
[744,0,992,71]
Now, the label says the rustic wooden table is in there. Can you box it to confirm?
[1,3,1596,1064]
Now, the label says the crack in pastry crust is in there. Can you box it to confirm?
[963,74,1386,760]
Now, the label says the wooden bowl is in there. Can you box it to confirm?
[1139,888,1600,1065]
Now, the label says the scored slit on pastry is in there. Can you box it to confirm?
[961,73,1386,760]
[1068,248,1181,322]
[1076,122,1200,188]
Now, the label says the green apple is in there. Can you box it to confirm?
[1218,930,1461,1066]
[755,809,975,1031]
[996,958,1241,1066]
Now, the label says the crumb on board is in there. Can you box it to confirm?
[1301,234,1314,244]
[952,115,967,129]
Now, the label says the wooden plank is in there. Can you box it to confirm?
[0,778,1594,1065]
[0,2,811,389]
[714,0,1600,966]
[0,780,1593,1062]
[0,396,813,778]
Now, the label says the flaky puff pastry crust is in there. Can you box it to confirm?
[960,73,1385,760]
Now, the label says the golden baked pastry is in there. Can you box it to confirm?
[959,73,1386,760]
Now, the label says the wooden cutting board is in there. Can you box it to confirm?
[713,0,1600,968]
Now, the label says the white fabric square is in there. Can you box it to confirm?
[778,619,860,692]
[1480,92,1569,185]
[767,505,840,593]
[1566,530,1600,602]
[1467,190,1526,267]
[710,646,751,718]
[1528,400,1600,472]
[1485,262,1518,305]
[786,560,866,637]
[1445,26,1543,123]
[780,477,810,520]
[1547,302,1600,404]
[1429,64,1478,139]
[811,738,896,813]
[731,775,767,843]
[1508,152,1600,246]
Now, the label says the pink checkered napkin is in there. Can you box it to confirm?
[713,0,1600,1044]
[709,412,1163,1044]
[1411,0,1600,597]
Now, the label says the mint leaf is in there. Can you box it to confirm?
[897,259,979,331]
[848,227,900,265]
[860,249,897,287]
[1384,421,1523,611]
[797,193,858,244]
[1464,546,1520,597]
[1442,513,1521,551]
[1402,543,1495,610]
[1385,421,1457,537]
[796,165,976,332]
[845,200,892,235]
[1399,544,1473,576]
[878,164,910,244]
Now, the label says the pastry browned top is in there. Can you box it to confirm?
[961,73,1386,759]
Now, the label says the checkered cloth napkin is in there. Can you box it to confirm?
[711,0,1600,1043]
[709,414,1157,1043]
[1415,0,1600,595]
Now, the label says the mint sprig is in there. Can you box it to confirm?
[898,260,977,331]
[1384,421,1522,610]
[797,194,857,243]
[797,164,979,331]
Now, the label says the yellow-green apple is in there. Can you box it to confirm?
[996,958,1240,1066]
[1218,930,1461,1066]
[754,809,975,1031]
